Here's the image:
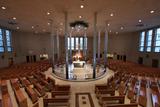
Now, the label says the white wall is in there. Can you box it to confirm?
[0,30,160,68]
[107,31,160,68]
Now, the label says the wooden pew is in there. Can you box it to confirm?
[1,80,13,107]
[2,93,13,107]
[103,103,138,107]
[0,100,1,107]
[118,82,127,96]
[151,85,160,107]
[25,86,38,103]
[10,79,20,90]
[14,89,28,107]
[96,89,115,98]
[43,98,70,107]
[138,82,147,107]
[19,78,31,87]
[55,85,70,91]
[51,91,70,98]
[33,82,46,97]
[95,84,108,93]
[99,96,125,105]
[47,77,55,90]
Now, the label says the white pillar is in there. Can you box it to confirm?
[98,30,101,63]
[93,12,97,78]
[50,20,55,63]
[104,30,108,69]
[56,30,60,61]
[69,31,72,62]
[64,12,69,79]
[84,31,87,61]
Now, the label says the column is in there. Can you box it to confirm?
[64,12,69,79]
[98,30,101,63]
[69,31,72,63]
[50,20,54,63]
[151,29,156,52]
[56,30,60,61]
[104,30,108,69]
[84,31,87,61]
[93,12,97,78]
[78,37,80,55]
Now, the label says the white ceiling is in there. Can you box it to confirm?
[0,0,160,36]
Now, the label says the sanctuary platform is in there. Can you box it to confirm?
[53,61,106,81]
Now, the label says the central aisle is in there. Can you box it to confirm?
[44,68,114,107]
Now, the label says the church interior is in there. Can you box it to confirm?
[0,0,160,107]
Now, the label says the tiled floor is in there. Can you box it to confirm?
[45,68,114,107]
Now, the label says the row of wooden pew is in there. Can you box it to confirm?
[0,60,52,80]
[95,72,138,107]
[100,59,160,107]
[0,71,71,107]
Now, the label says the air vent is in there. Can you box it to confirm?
[8,21,17,25]
[136,23,144,27]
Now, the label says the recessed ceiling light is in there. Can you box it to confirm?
[120,26,124,30]
[107,23,110,26]
[13,17,16,20]
[71,27,74,29]
[16,27,19,29]
[109,30,112,33]
[79,16,82,19]
[47,12,50,15]
[31,26,34,29]
[60,23,63,25]
[139,19,142,23]
[1,6,6,10]
[150,10,155,14]
[47,22,50,25]
[80,5,84,8]
[110,13,114,17]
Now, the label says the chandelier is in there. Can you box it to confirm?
[70,21,89,31]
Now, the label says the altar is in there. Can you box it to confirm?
[73,61,85,68]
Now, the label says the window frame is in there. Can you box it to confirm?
[154,28,160,52]
[139,31,145,52]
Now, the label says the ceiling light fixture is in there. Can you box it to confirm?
[79,16,82,19]
[71,27,74,30]
[80,5,84,8]
[47,22,51,25]
[1,6,6,10]
[110,13,114,17]
[120,26,124,30]
[150,10,155,14]
[60,23,63,25]
[13,17,16,20]
[107,23,110,26]
[139,20,142,23]
[31,26,34,29]
[16,27,19,29]
[109,30,112,33]
[47,12,50,15]
[70,21,88,31]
